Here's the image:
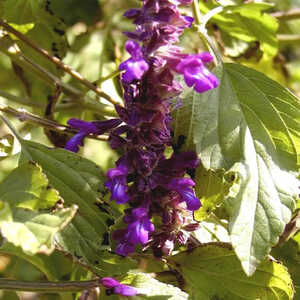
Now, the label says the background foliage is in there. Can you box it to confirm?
[0,0,299,299]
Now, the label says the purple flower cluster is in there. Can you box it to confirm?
[105,0,218,256]
[65,0,219,258]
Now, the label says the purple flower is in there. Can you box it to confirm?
[115,207,154,256]
[175,53,219,93]
[105,158,130,204]
[167,178,201,211]
[119,40,149,82]
[65,118,121,152]
[101,277,137,297]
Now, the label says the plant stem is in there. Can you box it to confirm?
[192,0,223,66]
[0,90,43,108]
[271,8,300,21]
[0,104,108,142]
[0,279,101,293]
[0,20,120,106]
[95,70,121,86]
[277,34,300,44]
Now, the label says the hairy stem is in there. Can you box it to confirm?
[192,0,223,66]
[271,8,300,21]
[0,20,120,106]
[0,279,101,293]
[0,104,108,142]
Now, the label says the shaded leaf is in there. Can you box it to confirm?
[168,243,294,300]
[0,243,72,280]
[55,214,138,277]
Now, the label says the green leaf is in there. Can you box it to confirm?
[199,2,278,59]
[1,0,41,23]
[168,243,294,300]
[50,0,101,26]
[19,141,135,276]
[8,23,35,35]
[0,161,59,210]
[0,161,77,255]
[0,202,76,255]
[272,239,300,299]
[0,134,14,161]
[179,63,299,275]
[99,272,188,300]
[20,140,110,234]
[55,214,138,277]
[194,165,226,221]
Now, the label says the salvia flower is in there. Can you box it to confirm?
[119,40,149,82]
[65,118,121,152]
[101,277,137,297]
[65,0,219,258]
[175,53,219,93]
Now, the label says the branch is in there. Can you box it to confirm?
[277,34,300,44]
[0,20,120,106]
[0,279,101,293]
[0,103,109,142]
[271,8,300,21]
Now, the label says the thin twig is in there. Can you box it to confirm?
[0,104,109,142]
[0,278,101,293]
[0,20,120,106]
[271,8,300,21]
[277,34,300,43]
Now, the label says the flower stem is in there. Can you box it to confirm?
[0,278,101,293]
[0,104,108,142]
[192,0,223,66]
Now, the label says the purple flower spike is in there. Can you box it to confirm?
[119,40,149,83]
[168,178,201,211]
[65,118,121,152]
[175,54,219,93]
[101,277,137,297]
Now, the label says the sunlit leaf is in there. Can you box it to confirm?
[174,63,299,275]
[168,243,294,300]
[0,161,77,255]
[99,272,188,300]
[0,134,14,161]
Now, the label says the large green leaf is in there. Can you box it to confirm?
[168,243,294,300]
[99,272,188,300]
[174,63,299,275]
[20,140,110,233]
[0,161,77,255]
